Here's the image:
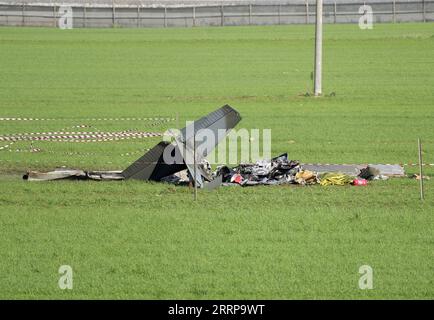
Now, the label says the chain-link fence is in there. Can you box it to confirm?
[0,0,432,28]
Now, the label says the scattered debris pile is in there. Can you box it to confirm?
[157,153,404,187]
[216,154,300,186]
[222,159,406,187]
[22,105,407,187]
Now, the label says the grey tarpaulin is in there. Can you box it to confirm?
[301,164,405,177]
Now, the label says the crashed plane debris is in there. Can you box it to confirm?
[24,169,124,182]
[23,105,241,188]
[165,154,402,187]
[121,104,241,188]
[23,104,406,187]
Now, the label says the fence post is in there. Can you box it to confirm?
[137,5,140,28]
[334,1,337,24]
[84,4,87,28]
[278,4,281,25]
[193,6,196,27]
[22,3,25,27]
[164,7,167,27]
[418,138,425,200]
[221,5,224,26]
[393,0,396,23]
[112,1,116,27]
[306,1,309,24]
[249,4,252,25]
[53,5,56,28]
[422,0,426,22]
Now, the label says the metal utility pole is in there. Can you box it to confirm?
[314,0,323,96]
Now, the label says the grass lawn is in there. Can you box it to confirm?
[0,23,433,299]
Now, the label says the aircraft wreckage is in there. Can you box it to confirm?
[24,105,242,188]
[24,105,405,187]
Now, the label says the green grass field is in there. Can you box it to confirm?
[0,23,433,299]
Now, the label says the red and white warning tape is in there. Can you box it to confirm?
[0,117,175,122]
[0,131,162,142]
[60,125,93,131]
[2,148,150,156]
[46,148,151,157]
[4,147,42,153]
[0,142,14,150]
[120,148,152,157]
